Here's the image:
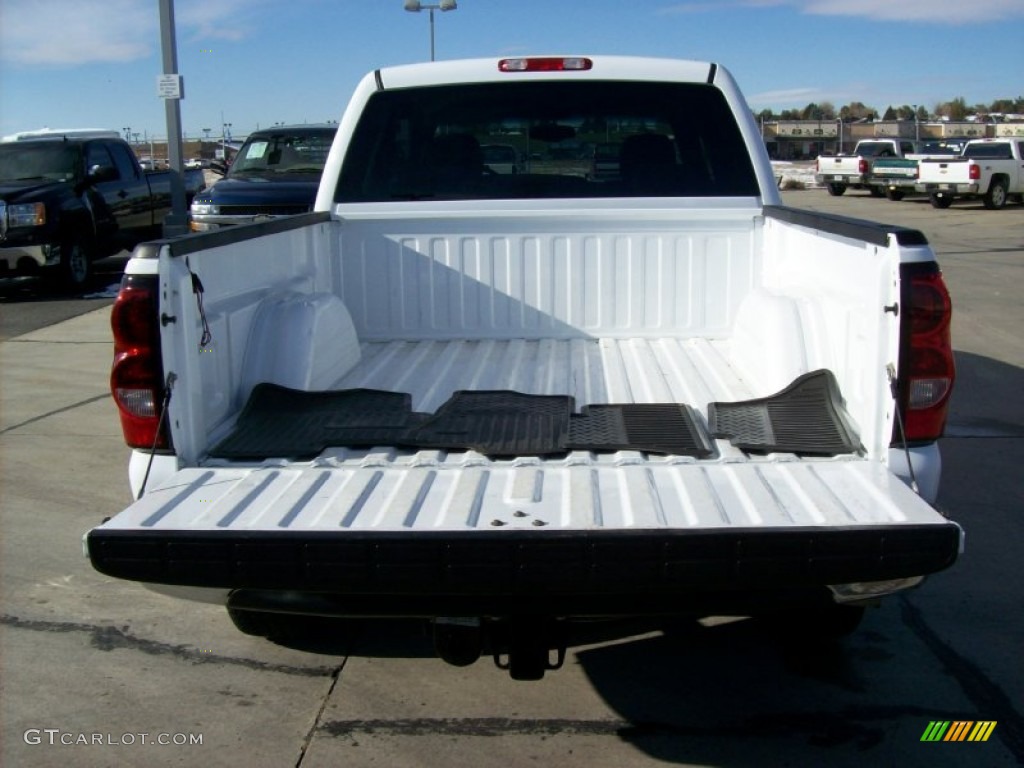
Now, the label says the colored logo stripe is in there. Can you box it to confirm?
[921,720,997,742]
[968,722,997,742]
[945,721,973,741]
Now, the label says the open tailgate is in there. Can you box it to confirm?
[87,458,961,597]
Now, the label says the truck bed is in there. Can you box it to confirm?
[92,333,959,593]
[89,58,962,613]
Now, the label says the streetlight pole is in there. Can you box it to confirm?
[403,0,457,62]
[429,7,435,61]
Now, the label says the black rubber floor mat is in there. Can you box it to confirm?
[401,391,575,457]
[209,384,422,459]
[212,386,717,460]
[707,370,861,455]
[568,404,714,457]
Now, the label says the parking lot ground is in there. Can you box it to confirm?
[1,190,1022,767]
[0,252,128,342]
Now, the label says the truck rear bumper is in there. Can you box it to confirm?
[917,183,979,194]
[814,174,867,185]
[874,178,917,188]
[222,579,927,619]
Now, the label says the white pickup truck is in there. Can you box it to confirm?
[88,56,961,680]
[814,139,920,197]
[917,138,1024,209]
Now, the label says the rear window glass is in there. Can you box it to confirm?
[920,141,964,156]
[335,80,760,201]
[857,142,897,157]
[963,143,1012,160]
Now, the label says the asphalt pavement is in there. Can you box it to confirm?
[0,254,126,341]
[1,189,1021,767]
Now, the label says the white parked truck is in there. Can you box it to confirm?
[88,56,961,680]
[916,138,1024,209]
[814,138,920,197]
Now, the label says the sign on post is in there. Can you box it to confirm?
[157,74,183,100]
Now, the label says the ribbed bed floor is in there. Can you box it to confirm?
[208,338,859,461]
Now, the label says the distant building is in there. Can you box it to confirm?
[760,118,1020,158]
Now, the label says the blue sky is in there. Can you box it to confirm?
[2,0,1022,140]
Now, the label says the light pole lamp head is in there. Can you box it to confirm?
[404,0,457,10]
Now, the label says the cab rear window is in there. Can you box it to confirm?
[335,80,759,201]
[963,143,1013,160]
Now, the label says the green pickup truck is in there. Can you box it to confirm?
[814,139,920,196]
[867,140,967,201]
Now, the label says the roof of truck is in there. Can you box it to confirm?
[1,128,121,143]
[374,55,719,90]
[246,123,337,138]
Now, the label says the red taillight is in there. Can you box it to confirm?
[858,158,869,175]
[110,275,170,450]
[969,163,981,181]
[498,57,592,72]
[896,265,955,443]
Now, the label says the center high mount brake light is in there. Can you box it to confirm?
[498,57,593,72]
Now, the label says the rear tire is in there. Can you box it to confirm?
[983,178,1008,210]
[885,189,905,201]
[930,193,953,209]
[826,183,846,197]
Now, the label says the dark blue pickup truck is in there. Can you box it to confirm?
[189,124,336,231]
[0,132,206,288]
